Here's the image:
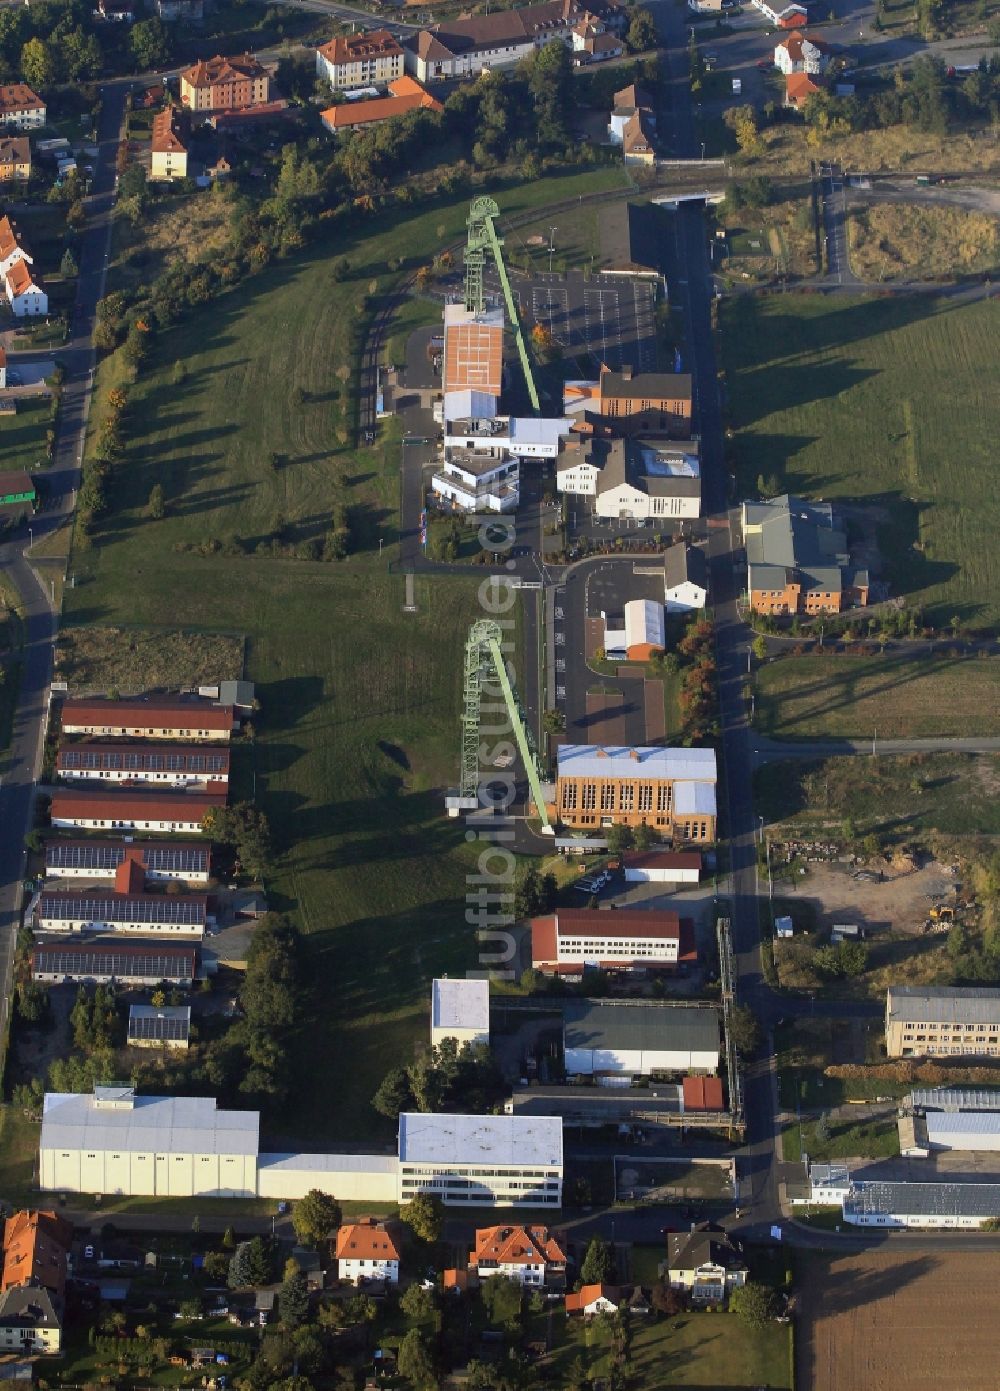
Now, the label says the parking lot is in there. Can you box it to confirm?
[479,267,658,373]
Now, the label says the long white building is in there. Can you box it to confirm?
[42,1092,564,1208]
[398,1112,562,1207]
[36,889,207,937]
[40,1088,259,1198]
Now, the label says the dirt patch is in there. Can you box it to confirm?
[849,201,999,280]
[798,1250,1000,1391]
[779,858,955,938]
[585,689,626,743]
[585,615,604,661]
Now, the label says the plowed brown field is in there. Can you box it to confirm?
[798,1249,1000,1390]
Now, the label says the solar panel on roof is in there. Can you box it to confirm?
[128,1013,190,1042]
[34,946,195,978]
[39,895,205,925]
[45,842,210,873]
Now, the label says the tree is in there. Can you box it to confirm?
[650,1281,685,1315]
[20,37,54,89]
[280,1262,310,1329]
[626,5,659,52]
[481,1274,523,1330]
[291,1189,341,1248]
[514,866,557,920]
[752,635,768,661]
[372,1066,414,1121]
[723,104,763,158]
[604,824,634,857]
[524,39,573,148]
[148,483,165,519]
[222,1226,236,1250]
[60,248,78,278]
[730,1281,780,1328]
[813,1111,830,1142]
[580,1236,615,1285]
[729,1004,761,1056]
[401,1192,444,1243]
[397,1328,435,1390]
[400,1282,435,1322]
[542,707,566,736]
[633,822,656,852]
[130,17,171,71]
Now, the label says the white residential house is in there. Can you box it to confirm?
[315,30,405,90]
[468,1225,568,1286]
[335,1219,401,1285]
[556,437,604,496]
[667,1226,748,1305]
[594,438,701,521]
[608,83,655,144]
[663,544,708,611]
[566,1284,620,1316]
[5,259,46,317]
[774,30,831,74]
[431,449,519,513]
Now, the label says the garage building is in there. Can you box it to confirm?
[622,850,701,884]
[563,999,719,1076]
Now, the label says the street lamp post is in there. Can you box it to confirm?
[548,226,558,275]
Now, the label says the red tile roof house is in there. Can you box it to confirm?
[60,697,236,741]
[529,908,697,977]
[565,1283,621,1316]
[468,1225,568,1288]
[49,787,227,834]
[335,1219,401,1285]
[785,71,823,110]
[320,76,442,133]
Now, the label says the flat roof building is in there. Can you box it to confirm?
[398,1112,563,1207]
[842,1178,1000,1229]
[127,1004,192,1050]
[40,1088,259,1198]
[622,850,701,884]
[563,999,719,1076]
[430,978,490,1049]
[742,494,869,616]
[31,940,199,988]
[530,908,696,976]
[886,985,1000,1059]
[443,303,504,400]
[552,744,717,843]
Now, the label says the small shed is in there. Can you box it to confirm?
[831,924,861,944]
[775,916,794,939]
[291,1246,324,1291]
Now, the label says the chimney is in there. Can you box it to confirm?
[620,365,633,382]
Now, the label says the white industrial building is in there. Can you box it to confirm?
[40,1087,259,1197]
[843,1179,1000,1229]
[563,1000,720,1076]
[431,977,491,1048]
[398,1112,563,1207]
[431,449,519,513]
[442,397,570,461]
[41,1091,564,1208]
[256,1151,400,1203]
[622,850,701,884]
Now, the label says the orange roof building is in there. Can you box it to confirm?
[320,76,442,131]
[316,29,405,90]
[1,1211,73,1296]
[785,72,822,109]
[336,1219,401,1285]
[180,53,270,113]
[565,1283,620,1314]
[469,1225,567,1286]
[682,1075,725,1112]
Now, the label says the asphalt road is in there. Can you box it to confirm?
[754,734,1000,761]
[0,84,126,1065]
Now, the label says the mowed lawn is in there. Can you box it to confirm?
[61,170,629,1143]
[722,294,1000,630]
[756,653,1000,738]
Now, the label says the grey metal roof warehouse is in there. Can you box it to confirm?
[845,1179,1000,1220]
[911,1087,1000,1111]
[40,1090,259,1156]
[563,1000,719,1054]
[887,986,1000,1025]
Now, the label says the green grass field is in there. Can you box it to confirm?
[722,294,1000,630]
[0,397,51,474]
[63,167,625,1145]
[756,653,1000,738]
[755,752,1000,840]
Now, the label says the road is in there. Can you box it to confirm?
[0,85,127,1062]
[754,734,1000,761]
